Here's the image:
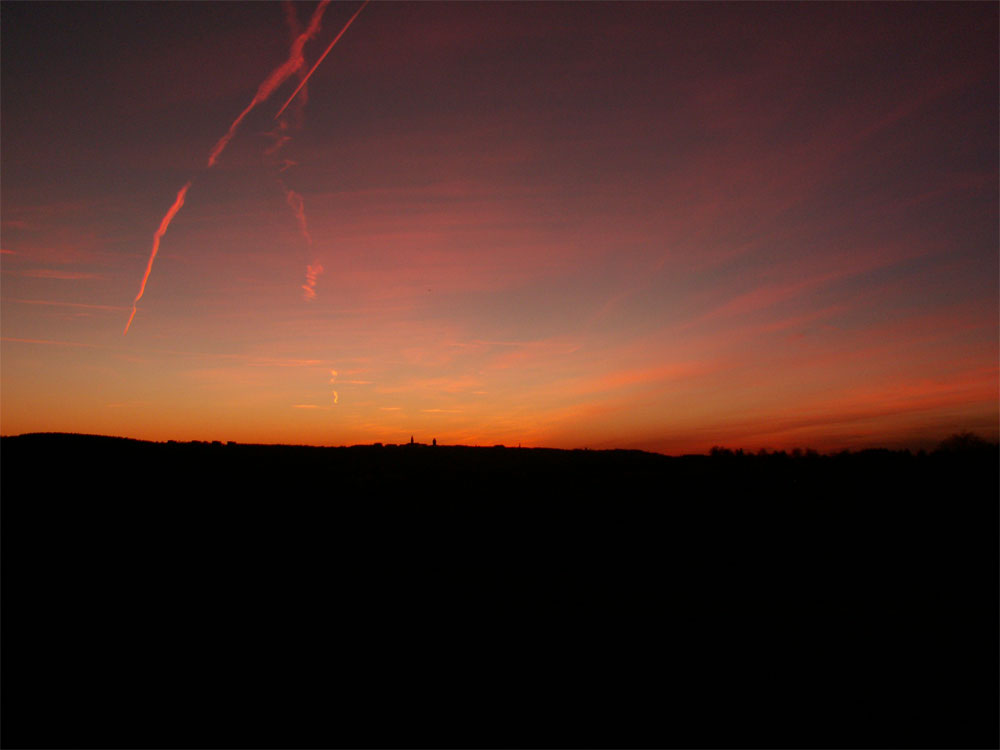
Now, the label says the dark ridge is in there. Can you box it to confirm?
[2,432,997,748]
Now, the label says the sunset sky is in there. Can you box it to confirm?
[2,1,997,453]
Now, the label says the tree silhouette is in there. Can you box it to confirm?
[936,432,995,454]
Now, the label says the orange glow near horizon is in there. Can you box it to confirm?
[2,2,997,453]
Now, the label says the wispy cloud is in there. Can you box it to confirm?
[1,336,100,348]
[245,357,326,368]
[21,269,104,280]
[0,336,336,374]
[375,374,484,395]
[9,298,126,311]
[279,181,313,246]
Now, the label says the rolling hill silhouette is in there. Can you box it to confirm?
[2,432,997,748]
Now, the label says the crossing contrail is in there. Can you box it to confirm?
[274,0,370,121]
[124,182,192,335]
[208,0,332,167]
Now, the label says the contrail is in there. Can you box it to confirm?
[263,126,292,156]
[207,0,332,167]
[126,2,328,333]
[278,181,324,300]
[274,0,370,121]
[302,263,324,300]
[279,181,312,246]
[124,181,192,335]
[274,5,322,304]
[277,164,321,304]
[282,0,311,122]
[284,0,305,53]
[126,0,367,333]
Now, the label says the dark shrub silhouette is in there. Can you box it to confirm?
[936,431,997,454]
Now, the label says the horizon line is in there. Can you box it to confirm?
[2,430,995,458]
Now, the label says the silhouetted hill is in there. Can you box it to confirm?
[2,433,997,748]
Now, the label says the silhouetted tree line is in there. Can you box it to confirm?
[710,432,998,459]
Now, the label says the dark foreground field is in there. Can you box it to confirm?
[2,433,997,748]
